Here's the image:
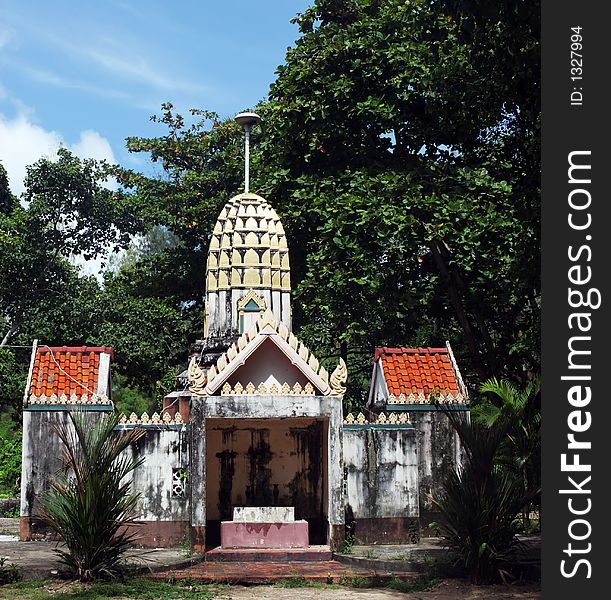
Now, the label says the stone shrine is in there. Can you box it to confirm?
[19,119,468,553]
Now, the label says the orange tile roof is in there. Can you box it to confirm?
[29,346,113,400]
[374,347,460,397]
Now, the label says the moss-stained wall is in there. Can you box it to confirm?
[20,411,188,524]
[205,417,324,522]
[409,410,464,519]
[129,428,190,522]
[20,410,72,519]
[343,426,419,519]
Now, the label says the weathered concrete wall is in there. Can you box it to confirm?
[20,410,73,521]
[409,410,464,521]
[129,428,190,522]
[343,426,419,519]
[342,425,419,543]
[20,410,190,546]
[205,417,324,522]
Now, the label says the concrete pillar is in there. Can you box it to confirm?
[190,397,206,553]
[326,399,345,550]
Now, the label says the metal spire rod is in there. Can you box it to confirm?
[234,112,260,193]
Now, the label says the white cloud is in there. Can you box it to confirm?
[41,31,208,95]
[0,112,116,196]
[71,129,116,164]
[18,65,131,102]
[0,112,63,196]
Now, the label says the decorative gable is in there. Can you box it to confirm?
[188,309,347,397]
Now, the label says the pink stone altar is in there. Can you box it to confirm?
[220,507,309,549]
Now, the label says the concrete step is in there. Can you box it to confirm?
[204,545,332,562]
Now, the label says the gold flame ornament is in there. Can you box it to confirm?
[329,358,347,396]
[188,357,207,395]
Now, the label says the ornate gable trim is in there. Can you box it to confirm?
[188,309,347,397]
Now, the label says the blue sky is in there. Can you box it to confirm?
[0,0,311,195]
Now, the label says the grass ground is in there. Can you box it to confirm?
[0,575,541,600]
[0,576,438,598]
[0,579,220,600]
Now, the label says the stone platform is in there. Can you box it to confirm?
[220,520,309,549]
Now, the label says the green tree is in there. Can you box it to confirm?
[257,0,540,389]
[1,149,137,349]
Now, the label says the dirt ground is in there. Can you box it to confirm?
[216,580,540,599]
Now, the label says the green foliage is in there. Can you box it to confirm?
[256,0,540,391]
[40,411,146,582]
[432,410,538,584]
[0,349,27,413]
[476,376,541,524]
[341,531,355,554]
[111,374,150,416]
[1,149,138,350]
[0,413,21,497]
[0,557,20,584]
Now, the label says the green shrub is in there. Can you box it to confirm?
[0,420,21,497]
[40,410,146,581]
[0,557,21,584]
[432,410,538,584]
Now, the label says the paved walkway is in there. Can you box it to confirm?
[0,517,539,586]
[0,539,193,579]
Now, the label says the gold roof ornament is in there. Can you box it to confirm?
[206,194,290,293]
[329,358,348,396]
[188,357,206,395]
[237,289,266,310]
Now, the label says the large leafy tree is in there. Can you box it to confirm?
[257,0,540,388]
[110,0,540,405]
[0,149,136,349]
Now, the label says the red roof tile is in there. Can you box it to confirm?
[29,346,113,400]
[374,347,460,397]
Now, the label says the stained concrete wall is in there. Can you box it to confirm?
[128,428,190,522]
[409,410,464,520]
[20,410,74,520]
[205,417,324,521]
[20,410,190,546]
[343,426,419,519]
[342,425,419,543]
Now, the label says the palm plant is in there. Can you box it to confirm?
[40,410,145,581]
[431,410,538,584]
[478,376,541,527]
